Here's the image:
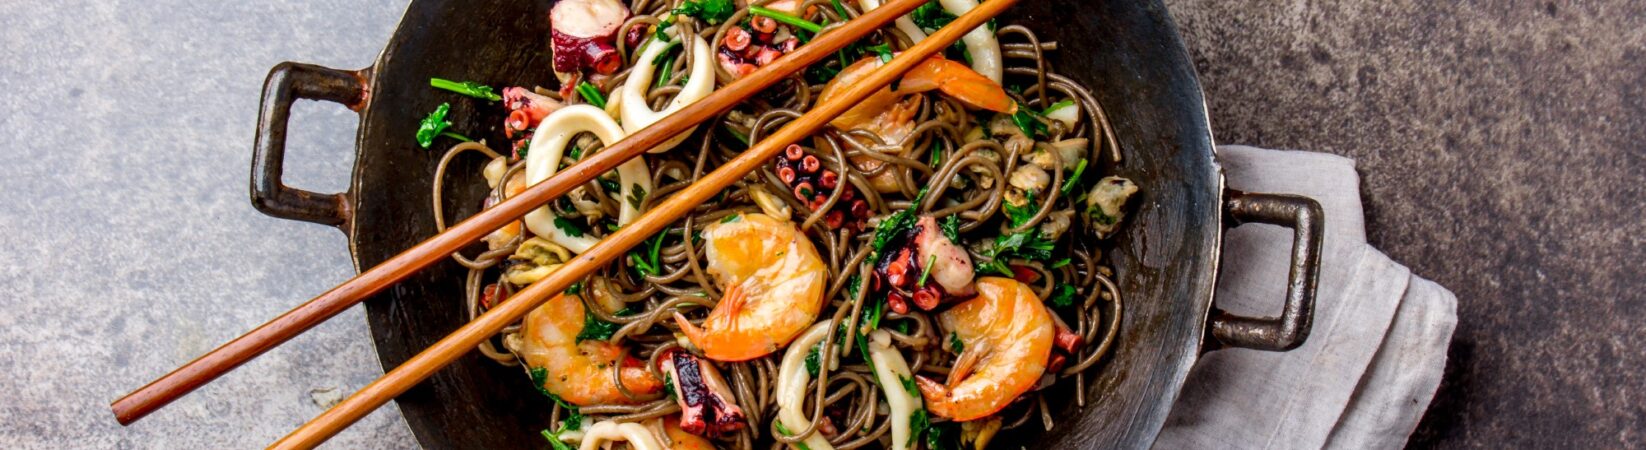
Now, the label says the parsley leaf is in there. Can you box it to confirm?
[940,214,961,243]
[565,281,583,295]
[720,213,741,223]
[1050,257,1072,269]
[805,344,821,377]
[1050,284,1077,308]
[561,409,585,431]
[1002,190,1038,228]
[1010,102,1048,138]
[574,307,630,342]
[552,217,585,238]
[949,332,965,354]
[673,0,736,25]
[908,409,931,447]
[429,78,500,101]
[899,374,921,399]
[627,184,647,210]
[973,259,1013,277]
[870,188,929,260]
[416,103,457,148]
[910,0,955,30]
[926,422,959,450]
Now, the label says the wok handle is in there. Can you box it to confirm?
[250,62,370,228]
[1207,192,1324,351]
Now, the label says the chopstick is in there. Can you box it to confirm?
[268,1,1017,447]
[109,0,931,426]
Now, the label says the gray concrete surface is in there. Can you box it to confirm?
[0,1,417,448]
[0,0,1640,449]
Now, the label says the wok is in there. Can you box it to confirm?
[248,0,1324,448]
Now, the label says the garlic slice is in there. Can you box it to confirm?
[621,28,715,154]
[523,104,654,253]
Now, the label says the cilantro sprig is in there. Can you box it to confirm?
[416,103,472,148]
[429,78,500,101]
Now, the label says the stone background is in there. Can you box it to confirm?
[0,0,1638,448]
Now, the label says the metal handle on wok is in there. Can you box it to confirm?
[250,62,371,228]
[1208,191,1324,351]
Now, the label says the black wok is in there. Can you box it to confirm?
[248,0,1324,448]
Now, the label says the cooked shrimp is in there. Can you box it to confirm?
[818,56,1015,192]
[915,277,1054,421]
[673,213,828,361]
[507,293,664,406]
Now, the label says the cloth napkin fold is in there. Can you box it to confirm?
[1153,145,1457,450]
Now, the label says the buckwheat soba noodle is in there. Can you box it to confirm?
[422,0,1138,447]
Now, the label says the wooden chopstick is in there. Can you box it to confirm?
[268,1,1017,447]
[108,0,933,426]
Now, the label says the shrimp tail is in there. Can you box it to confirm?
[673,311,710,350]
[914,375,956,420]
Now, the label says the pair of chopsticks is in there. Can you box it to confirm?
[113,0,1019,446]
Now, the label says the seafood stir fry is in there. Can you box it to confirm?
[420,0,1137,448]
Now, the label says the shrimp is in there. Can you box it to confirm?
[817,56,1015,192]
[507,293,664,406]
[673,213,828,361]
[915,277,1054,421]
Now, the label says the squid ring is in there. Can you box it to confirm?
[523,104,654,254]
[620,29,715,154]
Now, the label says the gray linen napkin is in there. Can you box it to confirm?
[1153,145,1457,450]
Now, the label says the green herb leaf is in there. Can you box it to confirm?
[561,409,585,431]
[566,282,583,295]
[440,131,472,143]
[749,6,823,32]
[552,217,585,238]
[1050,257,1072,269]
[860,293,884,334]
[949,332,965,354]
[540,429,576,450]
[575,81,606,108]
[672,0,736,25]
[940,214,961,243]
[805,344,821,377]
[627,184,648,210]
[575,307,629,342]
[1002,190,1038,228]
[869,43,894,63]
[1050,284,1077,308]
[910,0,956,30]
[908,409,931,447]
[721,124,751,146]
[1042,99,1076,115]
[1010,101,1048,138]
[870,188,930,260]
[1089,201,1118,225]
[416,103,454,149]
[566,145,582,160]
[720,213,741,223]
[429,78,501,101]
[899,374,921,399]
[974,259,1013,277]
[1061,158,1089,195]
